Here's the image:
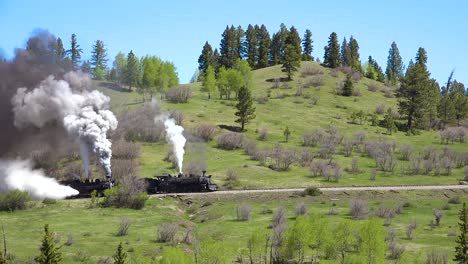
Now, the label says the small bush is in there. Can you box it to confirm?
[64,234,75,246]
[0,190,31,211]
[157,223,178,243]
[196,123,216,141]
[300,148,315,167]
[256,96,269,104]
[225,168,238,182]
[73,250,91,263]
[295,202,307,216]
[272,207,287,229]
[236,203,251,221]
[102,184,149,210]
[375,206,396,219]
[350,198,368,219]
[116,218,133,236]
[448,196,460,204]
[42,198,57,205]
[375,104,386,115]
[167,85,192,103]
[217,132,244,150]
[184,160,207,176]
[169,110,185,126]
[326,208,339,215]
[406,221,417,240]
[400,144,413,161]
[260,205,273,214]
[303,186,322,196]
[366,83,379,92]
[269,144,297,171]
[383,87,394,98]
[97,257,113,264]
[301,66,324,77]
[433,209,443,226]
[258,128,269,141]
[425,250,448,264]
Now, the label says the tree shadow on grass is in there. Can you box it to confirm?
[218,124,243,132]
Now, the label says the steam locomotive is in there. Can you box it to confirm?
[61,170,218,198]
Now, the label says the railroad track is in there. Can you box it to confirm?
[151,184,468,197]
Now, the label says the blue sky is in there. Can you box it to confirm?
[0,0,467,85]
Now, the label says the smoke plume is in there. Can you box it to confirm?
[162,118,187,174]
[0,159,79,199]
[11,72,118,178]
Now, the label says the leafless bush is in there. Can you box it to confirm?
[440,126,467,144]
[447,230,456,237]
[295,202,307,216]
[300,148,315,167]
[342,139,354,157]
[112,140,140,160]
[375,104,386,115]
[350,198,368,219]
[301,66,324,77]
[330,68,339,78]
[185,160,207,175]
[256,96,269,104]
[310,76,325,87]
[311,128,326,147]
[408,155,423,175]
[196,123,216,141]
[351,71,363,82]
[327,208,339,215]
[433,209,443,226]
[303,132,313,146]
[237,203,251,221]
[272,207,287,229]
[97,257,113,264]
[182,229,194,245]
[325,162,342,182]
[243,139,257,157]
[252,149,269,165]
[111,159,139,183]
[366,83,379,92]
[425,250,448,264]
[406,221,417,240]
[225,168,238,182]
[29,149,54,170]
[258,128,269,141]
[64,234,75,246]
[353,131,367,150]
[116,217,133,236]
[269,144,297,171]
[399,144,413,161]
[157,223,178,243]
[388,242,405,260]
[217,132,244,150]
[349,157,360,174]
[164,149,178,168]
[440,156,454,175]
[370,168,377,180]
[454,152,468,168]
[383,87,394,98]
[319,133,342,159]
[167,85,192,103]
[309,160,329,177]
[352,88,362,96]
[365,140,397,172]
[168,111,184,126]
[375,206,396,219]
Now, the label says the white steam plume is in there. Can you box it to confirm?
[162,118,186,174]
[0,159,79,199]
[11,72,118,178]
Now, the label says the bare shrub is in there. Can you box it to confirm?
[311,128,326,147]
[365,140,397,172]
[406,221,417,240]
[157,223,178,243]
[182,229,194,245]
[237,203,251,221]
[388,243,405,260]
[440,156,454,175]
[169,110,185,126]
[426,250,448,264]
[325,162,342,182]
[454,152,468,168]
[408,155,423,175]
[65,163,84,180]
[225,168,238,182]
[185,160,207,175]
[301,66,324,77]
[112,140,140,160]
[97,257,113,264]
[352,88,362,96]
[342,139,353,157]
[366,83,379,92]
[217,132,244,150]
[310,96,319,105]
[300,148,315,167]
[196,123,216,141]
[349,157,360,174]
[447,230,456,237]
[243,139,257,157]
[303,132,313,146]
[375,206,396,219]
[64,234,75,246]
[330,68,339,78]
[375,104,386,115]
[383,87,394,98]
[269,144,297,171]
[400,144,413,161]
[272,207,287,228]
[114,103,165,142]
[309,160,328,177]
[252,149,269,165]
[258,128,269,141]
[116,217,132,236]
[164,149,178,168]
[167,85,192,103]
[327,208,339,215]
[350,198,368,219]
[351,71,363,82]
[353,131,367,150]
[295,202,307,216]
[433,209,443,226]
[111,159,139,183]
[256,96,269,104]
[440,127,467,144]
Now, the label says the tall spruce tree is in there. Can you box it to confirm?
[54,38,66,65]
[386,41,404,84]
[438,71,456,126]
[452,80,468,125]
[245,24,258,69]
[90,40,108,80]
[302,29,313,61]
[235,26,245,60]
[454,203,468,263]
[256,24,271,68]
[341,37,351,67]
[198,41,215,75]
[220,25,238,68]
[342,74,353,96]
[113,242,127,264]
[348,36,361,71]
[35,224,62,264]
[125,50,139,90]
[323,32,341,68]
[270,23,289,65]
[67,33,82,70]
[286,26,302,58]
[235,86,256,131]
[282,44,301,80]
[366,56,385,82]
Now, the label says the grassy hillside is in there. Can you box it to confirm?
[97,61,467,189]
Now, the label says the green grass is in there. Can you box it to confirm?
[1,191,466,262]
[94,61,467,189]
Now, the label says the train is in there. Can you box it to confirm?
[61,170,218,198]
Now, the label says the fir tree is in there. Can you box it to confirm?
[198,41,215,74]
[323,32,341,68]
[201,65,216,99]
[286,26,302,57]
[341,37,351,67]
[235,86,256,131]
[125,50,139,91]
[90,40,108,80]
[386,41,404,84]
[245,24,258,69]
[454,203,468,263]
[54,37,66,65]
[234,25,245,60]
[282,44,301,80]
[256,24,271,68]
[113,242,127,264]
[342,74,353,96]
[452,80,468,126]
[384,108,397,135]
[415,47,428,67]
[220,25,238,68]
[66,33,82,70]
[35,224,62,264]
[270,23,289,65]
[302,29,313,61]
[348,36,361,71]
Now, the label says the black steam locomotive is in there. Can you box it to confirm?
[62,171,218,198]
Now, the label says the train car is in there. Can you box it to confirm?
[60,179,113,198]
[145,171,218,194]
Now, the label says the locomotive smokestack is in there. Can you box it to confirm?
[202,170,206,177]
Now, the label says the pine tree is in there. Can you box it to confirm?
[415,47,428,66]
[113,242,127,264]
[302,29,313,61]
[90,40,108,80]
[54,37,66,65]
[235,25,245,60]
[286,26,301,57]
[386,41,404,84]
[340,37,351,67]
[198,41,215,74]
[342,74,353,96]
[348,36,361,71]
[270,23,289,65]
[454,203,468,263]
[323,32,341,68]
[366,56,377,80]
[235,86,256,131]
[124,50,139,91]
[282,44,301,80]
[201,65,216,99]
[384,108,397,135]
[35,224,62,264]
[256,24,271,68]
[452,80,468,126]
[245,24,258,69]
[438,71,455,125]
[220,25,239,68]
[213,48,220,72]
[67,33,82,70]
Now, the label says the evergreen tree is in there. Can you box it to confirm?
[113,242,127,264]
[256,24,271,68]
[348,36,361,71]
[282,44,301,80]
[452,80,468,125]
[219,25,237,68]
[323,32,341,68]
[386,41,404,84]
[35,224,62,264]
[270,23,289,65]
[54,37,66,66]
[454,203,468,263]
[213,48,220,72]
[198,41,215,74]
[80,60,91,73]
[340,37,351,67]
[125,50,139,90]
[235,86,256,131]
[235,25,245,60]
[342,74,353,96]
[201,65,216,99]
[90,40,108,80]
[365,56,377,80]
[245,24,258,69]
[384,108,397,135]
[67,33,82,70]
[286,26,302,58]
[415,47,428,66]
[302,29,313,61]
[438,71,455,125]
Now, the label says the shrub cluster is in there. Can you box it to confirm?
[167,85,192,103]
[440,126,467,144]
[0,190,31,211]
[196,123,216,141]
[217,132,245,150]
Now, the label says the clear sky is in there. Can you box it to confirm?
[0,0,467,85]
